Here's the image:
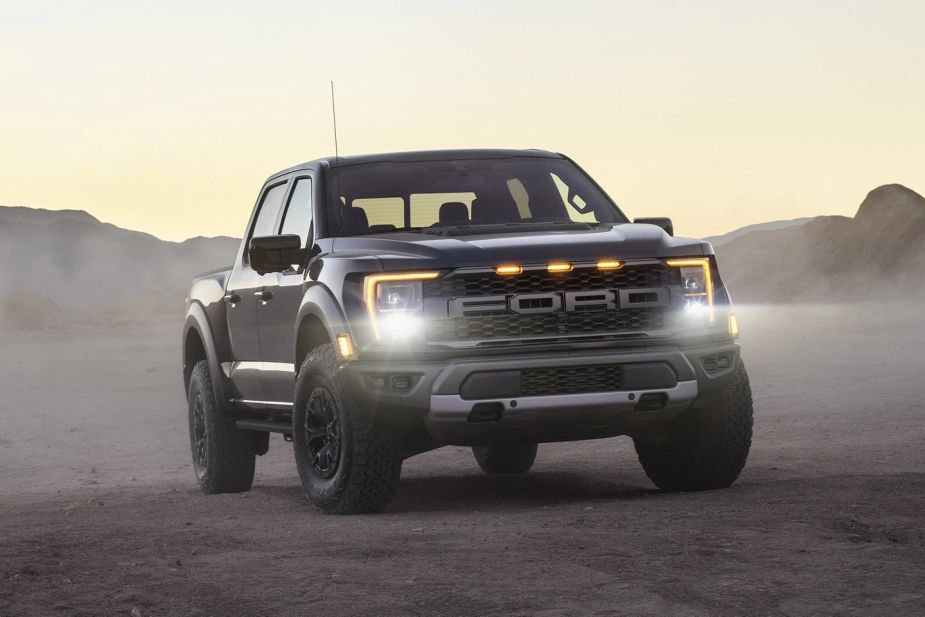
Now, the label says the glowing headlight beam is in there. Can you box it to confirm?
[666,258,715,320]
[363,271,440,339]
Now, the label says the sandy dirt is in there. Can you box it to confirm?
[1,305,923,616]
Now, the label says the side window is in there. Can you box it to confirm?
[279,178,313,245]
[251,183,288,239]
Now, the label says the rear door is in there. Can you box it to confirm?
[225,179,289,402]
[256,174,315,403]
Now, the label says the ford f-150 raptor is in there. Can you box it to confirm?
[182,149,753,514]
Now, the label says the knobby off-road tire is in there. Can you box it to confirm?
[472,443,538,475]
[634,361,753,492]
[292,344,403,514]
[188,361,256,494]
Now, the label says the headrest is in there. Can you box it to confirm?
[471,195,519,223]
[439,201,469,224]
[342,206,369,235]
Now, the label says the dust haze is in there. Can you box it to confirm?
[1,187,924,615]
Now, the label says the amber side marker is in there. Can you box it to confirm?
[547,262,573,273]
[596,259,623,270]
[728,314,740,338]
[336,333,356,359]
[495,265,523,275]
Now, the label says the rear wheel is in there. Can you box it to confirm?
[472,443,538,475]
[634,361,753,491]
[293,344,403,514]
[188,361,256,494]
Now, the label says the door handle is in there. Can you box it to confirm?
[223,293,241,305]
[254,290,273,305]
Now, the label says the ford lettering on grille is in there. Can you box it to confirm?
[448,288,668,318]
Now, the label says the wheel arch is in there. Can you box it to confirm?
[294,286,352,373]
[183,302,231,407]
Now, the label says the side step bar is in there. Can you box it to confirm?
[236,418,292,435]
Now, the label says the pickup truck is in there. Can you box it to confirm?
[182,149,753,514]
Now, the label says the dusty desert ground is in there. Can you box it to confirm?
[1,304,923,617]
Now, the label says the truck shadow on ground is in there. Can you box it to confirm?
[388,472,657,513]
[257,471,658,514]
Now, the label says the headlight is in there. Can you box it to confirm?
[666,258,714,321]
[363,272,440,340]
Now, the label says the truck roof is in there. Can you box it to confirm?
[268,148,563,181]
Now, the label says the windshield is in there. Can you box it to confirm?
[325,157,626,237]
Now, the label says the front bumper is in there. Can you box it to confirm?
[341,340,741,446]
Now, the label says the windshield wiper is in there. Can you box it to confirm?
[422,220,598,237]
[358,227,427,236]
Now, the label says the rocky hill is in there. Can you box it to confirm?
[0,206,238,329]
[705,217,814,247]
[715,184,925,303]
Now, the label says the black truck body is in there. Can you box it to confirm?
[182,149,753,514]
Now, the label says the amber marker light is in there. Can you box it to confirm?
[547,262,573,273]
[336,333,356,359]
[728,314,740,338]
[596,259,623,270]
[666,257,715,320]
[363,271,441,339]
[495,264,523,275]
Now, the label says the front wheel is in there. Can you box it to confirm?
[472,443,538,475]
[634,361,753,492]
[292,344,403,514]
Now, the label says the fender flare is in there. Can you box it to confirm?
[182,301,231,408]
[293,285,352,370]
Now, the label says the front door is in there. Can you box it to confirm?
[225,179,289,402]
[257,175,315,404]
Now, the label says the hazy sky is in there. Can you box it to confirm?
[2,0,924,241]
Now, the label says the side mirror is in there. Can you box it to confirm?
[249,234,306,275]
[633,217,674,236]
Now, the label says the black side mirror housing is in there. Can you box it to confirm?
[633,217,674,236]
[249,234,307,275]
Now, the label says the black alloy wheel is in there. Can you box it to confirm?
[304,385,342,480]
[191,392,208,476]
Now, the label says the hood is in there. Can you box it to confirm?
[330,223,709,271]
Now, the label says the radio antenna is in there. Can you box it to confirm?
[330,81,340,164]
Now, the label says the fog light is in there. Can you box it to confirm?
[366,375,387,389]
[391,375,412,390]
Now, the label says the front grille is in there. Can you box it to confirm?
[425,308,666,341]
[423,263,677,343]
[424,264,679,298]
[521,365,623,396]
